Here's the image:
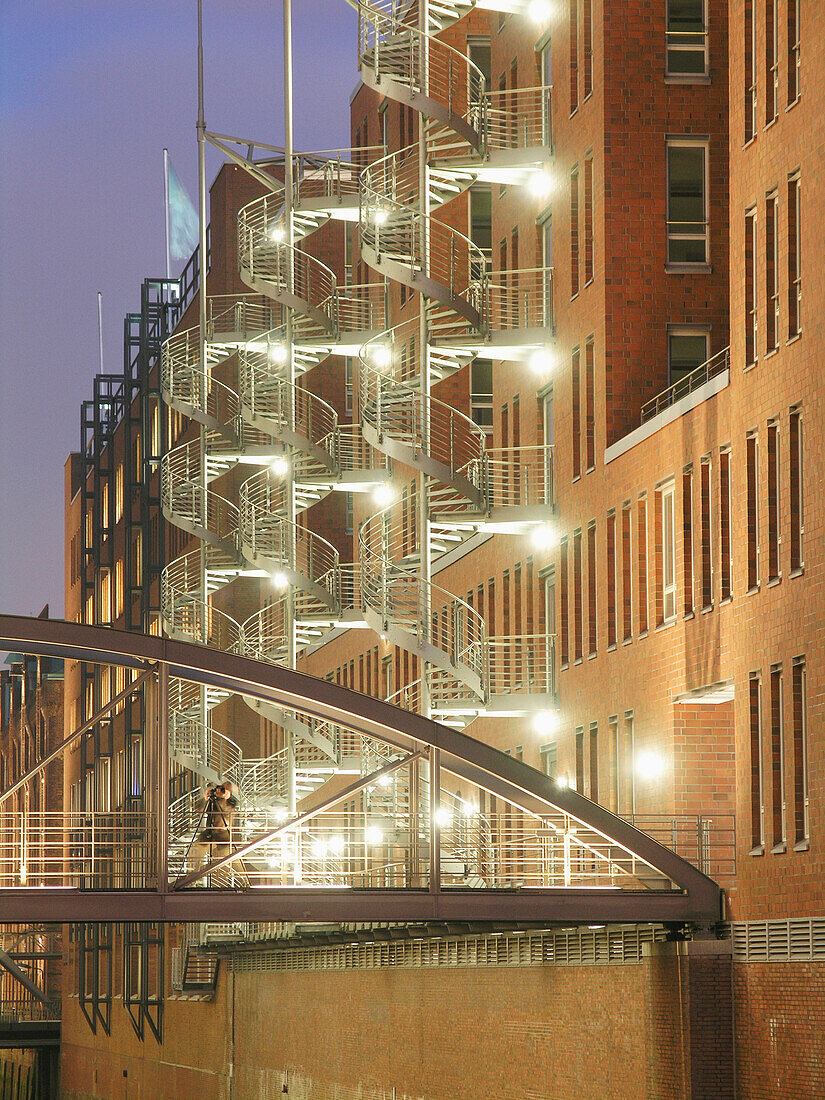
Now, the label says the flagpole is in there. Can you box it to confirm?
[163,147,171,281]
[97,292,104,374]
[197,0,207,360]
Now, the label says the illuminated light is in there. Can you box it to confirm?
[19,866,27,886]
[529,347,555,375]
[530,523,558,551]
[373,207,389,225]
[268,223,285,242]
[372,483,395,507]
[267,341,288,366]
[434,807,452,828]
[588,924,606,930]
[532,708,560,736]
[328,834,346,855]
[365,826,383,846]
[370,343,392,370]
[267,855,281,869]
[460,800,477,817]
[377,773,393,788]
[555,775,569,789]
[528,0,553,24]
[636,751,666,781]
[271,571,288,590]
[311,839,328,858]
[270,455,290,477]
[528,168,554,199]
[274,807,290,823]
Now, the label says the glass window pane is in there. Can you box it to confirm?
[668,333,708,383]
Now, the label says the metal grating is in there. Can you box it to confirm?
[729,918,825,963]
[230,924,668,974]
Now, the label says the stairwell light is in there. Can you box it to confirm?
[269,223,286,242]
[328,834,346,855]
[377,773,393,788]
[434,807,452,828]
[370,343,392,370]
[529,347,556,375]
[271,571,288,589]
[528,168,554,200]
[365,826,383,846]
[528,0,554,24]
[270,455,290,477]
[532,709,560,736]
[636,751,665,781]
[268,341,288,366]
[373,484,395,507]
[372,207,389,225]
[530,523,557,551]
[555,774,569,789]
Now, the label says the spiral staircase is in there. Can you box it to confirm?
[159,0,559,859]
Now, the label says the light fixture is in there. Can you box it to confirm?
[460,800,477,817]
[434,807,452,828]
[636,751,666,781]
[270,455,289,477]
[311,839,328,858]
[555,775,569,789]
[528,168,553,199]
[269,223,286,242]
[328,834,346,855]
[267,341,288,366]
[530,523,557,551]
[271,571,288,589]
[372,483,395,507]
[274,807,290,823]
[365,826,383,846]
[532,708,560,736]
[528,0,553,24]
[370,343,392,370]
[377,773,393,788]
[373,207,389,225]
[529,347,555,374]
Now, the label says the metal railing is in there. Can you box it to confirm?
[240,601,290,665]
[468,267,553,333]
[621,813,735,881]
[640,346,730,424]
[161,549,245,653]
[169,711,243,780]
[461,444,555,511]
[161,438,239,545]
[485,635,557,698]
[482,85,552,151]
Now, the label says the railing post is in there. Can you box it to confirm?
[429,747,441,894]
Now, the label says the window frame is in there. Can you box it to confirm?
[665,0,709,80]
[666,138,709,269]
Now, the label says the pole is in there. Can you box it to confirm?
[196,0,210,750]
[163,148,171,281]
[283,0,298,815]
[97,292,104,374]
[417,0,431,723]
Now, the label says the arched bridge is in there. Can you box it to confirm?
[0,615,723,925]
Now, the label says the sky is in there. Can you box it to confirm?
[0,0,356,619]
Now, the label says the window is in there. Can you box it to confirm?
[344,493,353,536]
[767,420,780,580]
[344,358,353,415]
[682,468,694,615]
[787,0,800,106]
[570,167,580,295]
[700,457,712,607]
[745,207,757,365]
[541,391,554,502]
[540,36,552,144]
[792,656,808,845]
[471,359,493,434]
[587,521,597,656]
[609,715,619,812]
[607,511,617,647]
[667,141,707,265]
[540,741,557,779]
[660,483,677,623]
[747,431,760,589]
[668,328,709,385]
[720,447,732,599]
[569,0,578,113]
[115,463,124,523]
[583,156,594,283]
[637,496,649,634]
[750,672,764,851]
[765,0,778,125]
[622,503,633,641]
[789,407,803,571]
[575,728,584,792]
[666,0,707,76]
[469,185,492,256]
[787,173,801,338]
[583,0,593,97]
[770,665,785,849]
[541,217,553,325]
[585,336,595,470]
[744,0,757,142]
[589,723,599,801]
[765,192,779,353]
[560,537,569,667]
[622,712,636,814]
[571,346,581,479]
[573,529,583,662]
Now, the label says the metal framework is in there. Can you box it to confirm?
[0,615,723,925]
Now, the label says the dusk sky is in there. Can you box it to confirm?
[0,0,355,618]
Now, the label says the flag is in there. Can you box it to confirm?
[167,157,199,261]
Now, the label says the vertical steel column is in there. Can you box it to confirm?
[428,746,441,893]
[418,0,432,723]
[156,662,169,893]
[196,0,210,771]
[283,0,297,815]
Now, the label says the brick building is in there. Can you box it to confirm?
[53,0,824,1096]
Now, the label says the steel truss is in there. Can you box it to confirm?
[0,615,723,925]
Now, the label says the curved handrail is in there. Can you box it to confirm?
[169,709,243,780]
[161,439,239,550]
[240,600,290,665]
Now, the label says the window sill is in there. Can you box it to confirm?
[665,262,712,275]
[747,584,760,596]
[743,136,758,150]
[607,644,617,653]
[573,474,582,483]
[622,636,633,647]
[794,838,810,853]
[767,575,782,588]
[764,117,778,132]
[638,630,649,640]
[665,73,711,85]
[586,465,596,475]
[790,566,805,579]
[701,603,714,614]
[583,91,592,104]
[588,651,598,661]
[574,657,584,666]
[787,331,802,346]
[720,595,733,606]
[683,611,695,621]
[785,96,801,113]
[656,618,677,632]
[584,277,594,289]
[743,360,758,373]
[771,842,787,855]
[765,346,780,360]
[560,662,570,672]
[571,291,580,301]
[748,844,765,857]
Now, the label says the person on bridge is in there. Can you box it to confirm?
[190,781,239,878]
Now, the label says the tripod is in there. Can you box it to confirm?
[177,786,248,888]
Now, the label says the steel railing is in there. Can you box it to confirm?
[482,85,553,151]
[640,346,730,424]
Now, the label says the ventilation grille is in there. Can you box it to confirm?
[230,924,668,974]
[729,918,825,962]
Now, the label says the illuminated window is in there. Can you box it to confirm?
[659,483,677,623]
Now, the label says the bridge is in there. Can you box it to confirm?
[0,615,723,926]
